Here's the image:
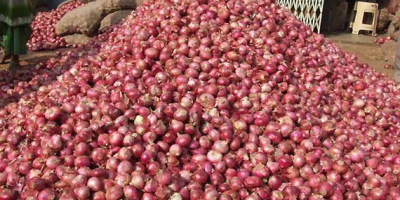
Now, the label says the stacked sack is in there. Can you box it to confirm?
[55,0,146,46]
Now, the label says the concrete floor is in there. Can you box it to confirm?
[325,32,379,46]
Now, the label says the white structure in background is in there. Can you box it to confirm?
[350,2,379,36]
[276,0,325,33]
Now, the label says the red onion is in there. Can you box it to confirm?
[37,189,56,200]
[268,175,282,190]
[28,1,83,51]
[74,186,91,200]
[27,177,49,191]
[87,177,103,192]
[0,189,15,200]
[106,186,123,200]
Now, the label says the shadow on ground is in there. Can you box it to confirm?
[0,49,69,71]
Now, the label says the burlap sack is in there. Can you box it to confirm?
[99,10,132,32]
[378,8,392,32]
[55,1,104,36]
[101,0,137,14]
[56,0,147,36]
[62,34,91,45]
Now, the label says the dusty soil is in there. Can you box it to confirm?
[0,48,70,71]
[325,32,395,80]
[333,42,395,79]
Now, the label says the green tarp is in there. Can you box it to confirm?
[0,0,41,26]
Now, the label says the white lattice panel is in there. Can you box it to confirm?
[276,0,324,33]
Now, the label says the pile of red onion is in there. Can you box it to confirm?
[27,0,83,51]
[1,0,400,199]
[373,36,392,45]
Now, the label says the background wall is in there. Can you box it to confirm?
[321,0,392,33]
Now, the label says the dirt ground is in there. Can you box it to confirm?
[326,32,395,79]
[0,35,395,81]
[0,49,69,71]
[333,42,395,78]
